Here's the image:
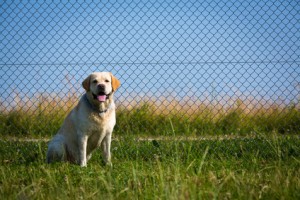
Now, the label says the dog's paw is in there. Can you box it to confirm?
[102,160,113,168]
[106,162,113,169]
[79,160,87,167]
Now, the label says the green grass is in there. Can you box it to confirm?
[0,135,299,199]
[1,99,299,199]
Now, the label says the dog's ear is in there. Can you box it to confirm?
[111,73,121,92]
[82,75,91,91]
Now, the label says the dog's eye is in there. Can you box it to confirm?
[92,80,98,84]
[105,80,110,83]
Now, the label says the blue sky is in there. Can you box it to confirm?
[0,0,299,107]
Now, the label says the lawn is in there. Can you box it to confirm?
[0,99,299,199]
[0,135,299,199]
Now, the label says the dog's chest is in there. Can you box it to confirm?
[85,112,112,139]
[87,130,104,149]
[87,112,109,129]
[86,119,108,151]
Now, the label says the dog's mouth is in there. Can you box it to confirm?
[92,92,109,102]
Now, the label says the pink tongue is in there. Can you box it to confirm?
[97,95,107,102]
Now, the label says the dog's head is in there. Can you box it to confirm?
[82,72,120,104]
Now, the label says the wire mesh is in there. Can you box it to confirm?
[0,0,299,137]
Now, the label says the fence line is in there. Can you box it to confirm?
[0,0,299,136]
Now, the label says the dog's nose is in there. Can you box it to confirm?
[97,84,105,90]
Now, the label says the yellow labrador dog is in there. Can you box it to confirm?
[46,72,120,166]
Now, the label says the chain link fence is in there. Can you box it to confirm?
[0,0,299,137]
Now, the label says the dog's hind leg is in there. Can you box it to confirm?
[46,135,67,163]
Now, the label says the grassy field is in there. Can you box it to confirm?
[0,135,299,199]
[0,97,299,199]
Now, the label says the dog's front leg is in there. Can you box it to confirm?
[101,133,112,166]
[78,135,88,167]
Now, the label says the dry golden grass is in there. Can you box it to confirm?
[0,92,299,137]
